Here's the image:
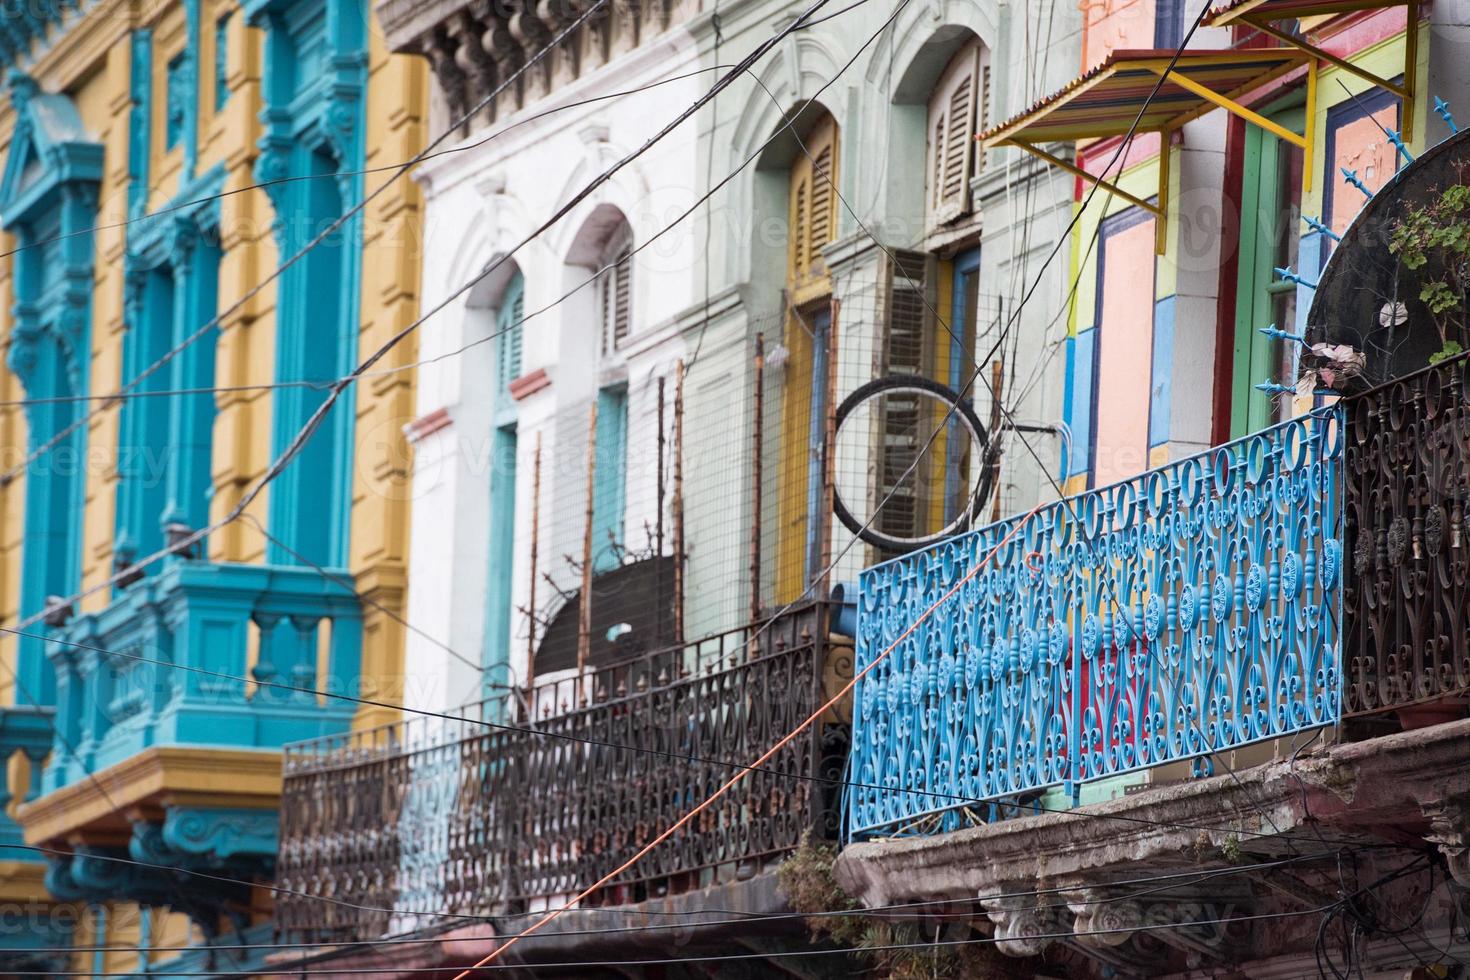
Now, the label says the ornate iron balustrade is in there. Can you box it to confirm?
[1344,355,1470,715]
[45,561,362,792]
[275,604,851,945]
[846,412,1344,840]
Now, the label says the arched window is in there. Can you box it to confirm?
[0,75,103,702]
[776,110,839,602]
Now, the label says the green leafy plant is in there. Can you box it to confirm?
[1389,176,1470,363]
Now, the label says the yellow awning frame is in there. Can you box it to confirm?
[983,51,1317,254]
[1209,0,1419,141]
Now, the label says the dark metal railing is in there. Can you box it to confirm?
[275,603,851,944]
[1343,354,1470,715]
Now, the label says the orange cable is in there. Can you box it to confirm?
[451,503,1045,977]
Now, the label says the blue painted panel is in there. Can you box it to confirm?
[215,11,232,111]
[165,51,188,150]
[0,76,102,709]
[592,386,629,574]
[846,410,1343,840]
[1149,295,1175,448]
[1066,330,1096,479]
[483,426,518,696]
[268,147,353,567]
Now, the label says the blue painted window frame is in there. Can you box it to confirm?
[593,385,629,574]
[483,273,524,695]
[115,171,226,569]
[246,0,367,568]
[215,10,232,111]
[947,248,981,522]
[1154,0,1186,48]
[0,76,103,705]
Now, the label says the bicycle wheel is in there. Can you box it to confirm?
[831,374,993,553]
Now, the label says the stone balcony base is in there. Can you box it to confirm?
[263,870,844,977]
[835,719,1470,977]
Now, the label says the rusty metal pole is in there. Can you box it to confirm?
[578,400,599,685]
[673,361,686,645]
[524,431,543,714]
[989,359,1004,524]
[749,334,765,626]
[655,376,666,647]
[819,299,840,600]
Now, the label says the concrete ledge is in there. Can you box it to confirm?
[835,718,1470,907]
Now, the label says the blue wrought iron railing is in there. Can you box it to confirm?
[845,410,1344,840]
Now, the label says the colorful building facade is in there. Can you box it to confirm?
[0,0,425,973]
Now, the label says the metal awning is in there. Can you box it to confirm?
[1207,0,1418,140]
[980,49,1316,253]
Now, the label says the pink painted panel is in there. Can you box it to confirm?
[1083,0,1156,70]
[1330,108,1400,235]
[1094,216,1156,486]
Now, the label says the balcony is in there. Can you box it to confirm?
[845,408,1344,839]
[275,604,852,962]
[44,560,362,793]
[19,561,361,929]
[831,355,1470,971]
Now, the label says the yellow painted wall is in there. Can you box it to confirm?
[0,0,426,931]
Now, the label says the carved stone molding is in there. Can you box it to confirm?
[386,0,688,129]
[1424,798,1470,887]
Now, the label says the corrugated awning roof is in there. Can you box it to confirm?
[1207,0,1407,27]
[979,48,1316,254]
[1205,0,1419,140]
[979,48,1311,148]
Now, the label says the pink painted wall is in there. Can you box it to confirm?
[1082,0,1157,70]
[1094,216,1157,486]
[1329,106,1401,235]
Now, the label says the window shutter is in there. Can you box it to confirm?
[612,245,631,349]
[599,235,633,355]
[786,114,839,297]
[497,276,524,395]
[877,250,934,545]
[927,41,983,226]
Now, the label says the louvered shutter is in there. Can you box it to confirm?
[877,251,934,545]
[599,233,633,354]
[927,41,984,227]
[786,114,840,302]
[612,245,631,349]
[497,274,524,396]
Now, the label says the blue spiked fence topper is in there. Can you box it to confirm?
[845,410,1344,841]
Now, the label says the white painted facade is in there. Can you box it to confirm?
[399,0,1091,716]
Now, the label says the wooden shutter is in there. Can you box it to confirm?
[877,251,934,544]
[599,234,632,354]
[497,275,524,394]
[786,114,840,304]
[927,41,983,226]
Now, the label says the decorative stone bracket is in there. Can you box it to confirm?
[982,883,1252,972]
[44,806,276,938]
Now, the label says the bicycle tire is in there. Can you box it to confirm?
[831,374,994,553]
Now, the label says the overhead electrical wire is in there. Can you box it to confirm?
[3,850,1345,958]
[0,902,1380,976]
[4,0,855,635]
[748,0,1291,846]
[0,0,615,491]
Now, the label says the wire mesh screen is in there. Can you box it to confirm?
[470,249,1022,715]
